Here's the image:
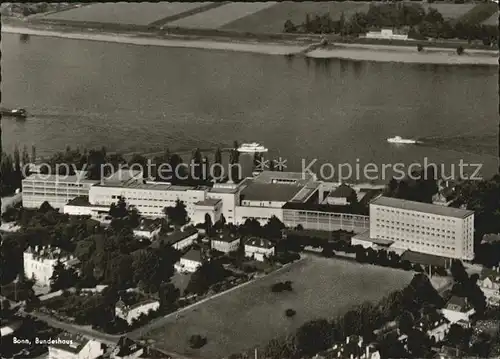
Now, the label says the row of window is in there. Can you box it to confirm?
[376,208,457,222]
[375,235,456,251]
[375,225,456,239]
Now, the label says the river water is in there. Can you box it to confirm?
[1,33,498,182]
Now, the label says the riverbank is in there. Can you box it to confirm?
[2,19,498,66]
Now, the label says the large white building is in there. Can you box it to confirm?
[365,196,475,261]
[115,299,160,325]
[48,332,103,359]
[22,172,98,209]
[24,245,80,287]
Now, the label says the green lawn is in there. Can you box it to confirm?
[141,256,413,358]
[457,2,499,24]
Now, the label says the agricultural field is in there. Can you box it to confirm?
[222,1,370,33]
[456,2,499,24]
[167,2,278,30]
[141,256,413,358]
[421,3,476,19]
[42,2,212,26]
[482,11,498,26]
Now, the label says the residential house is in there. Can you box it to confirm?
[160,227,199,250]
[24,245,80,287]
[176,249,203,273]
[324,184,357,206]
[364,28,409,40]
[211,233,240,253]
[476,266,500,307]
[432,180,455,207]
[244,237,275,262]
[111,337,144,359]
[415,312,450,343]
[313,335,380,359]
[132,219,162,240]
[440,296,475,324]
[48,332,104,359]
[115,299,160,325]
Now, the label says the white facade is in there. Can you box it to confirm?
[441,307,475,324]
[115,300,160,325]
[191,198,222,225]
[369,197,474,260]
[178,257,202,273]
[22,173,97,209]
[244,238,275,262]
[24,246,78,287]
[211,235,240,253]
[165,229,199,250]
[477,267,500,306]
[63,203,109,217]
[48,335,103,359]
[133,220,162,240]
[365,29,409,40]
[283,209,369,233]
[236,205,284,225]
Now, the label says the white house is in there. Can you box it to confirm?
[176,249,203,273]
[162,227,199,250]
[244,237,275,262]
[476,266,500,307]
[112,337,144,359]
[365,29,409,41]
[48,332,103,359]
[314,335,381,359]
[132,219,162,240]
[211,233,240,253]
[115,299,160,325]
[415,312,450,343]
[440,296,475,324]
[24,245,80,287]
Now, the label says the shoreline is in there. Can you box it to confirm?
[2,21,499,66]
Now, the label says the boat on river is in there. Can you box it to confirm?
[387,136,419,144]
[1,108,27,119]
[237,143,268,153]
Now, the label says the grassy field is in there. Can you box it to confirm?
[167,2,278,29]
[422,3,476,19]
[42,2,212,26]
[457,2,499,24]
[141,256,413,358]
[222,1,369,33]
[482,11,498,25]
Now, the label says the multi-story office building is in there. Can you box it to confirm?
[22,172,98,209]
[368,196,474,261]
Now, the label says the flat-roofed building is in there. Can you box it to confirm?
[22,172,98,209]
[369,196,474,261]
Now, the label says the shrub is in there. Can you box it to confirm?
[189,334,207,349]
[456,46,464,55]
[285,308,297,317]
[271,281,293,293]
[417,44,424,52]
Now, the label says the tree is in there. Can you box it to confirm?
[456,45,464,55]
[213,147,223,181]
[398,310,415,334]
[189,334,207,349]
[31,145,37,163]
[132,249,163,292]
[109,197,128,219]
[417,44,424,52]
[50,260,78,291]
[450,260,468,284]
[159,282,180,310]
[204,213,213,234]
[283,19,296,33]
[164,200,188,227]
[295,319,334,356]
[262,216,285,240]
[185,261,228,295]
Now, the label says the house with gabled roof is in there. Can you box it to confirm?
[312,335,380,359]
[115,298,160,325]
[440,296,475,324]
[48,331,104,359]
[176,249,203,273]
[415,311,450,343]
[476,266,500,307]
[112,336,144,359]
[244,237,275,262]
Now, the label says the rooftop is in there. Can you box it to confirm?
[328,184,356,198]
[240,182,304,203]
[96,180,198,192]
[445,296,471,312]
[134,219,162,233]
[182,249,202,263]
[66,196,108,208]
[194,198,221,207]
[160,228,198,246]
[114,337,142,357]
[117,298,159,311]
[211,233,240,243]
[352,230,394,246]
[371,196,474,219]
[401,250,448,268]
[49,332,90,354]
[245,237,274,249]
[25,245,77,262]
[282,201,366,215]
[253,170,315,184]
[103,169,142,185]
[23,173,97,184]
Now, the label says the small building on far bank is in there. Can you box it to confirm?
[364,28,409,41]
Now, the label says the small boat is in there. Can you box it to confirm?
[237,143,268,153]
[387,136,418,144]
[1,108,27,119]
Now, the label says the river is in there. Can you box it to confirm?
[1,33,497,182]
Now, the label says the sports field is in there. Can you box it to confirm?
[141,256,413,358]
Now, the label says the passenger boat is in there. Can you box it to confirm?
[1,108,27,119]
[387,136,418,144]
[237,143,268,153]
